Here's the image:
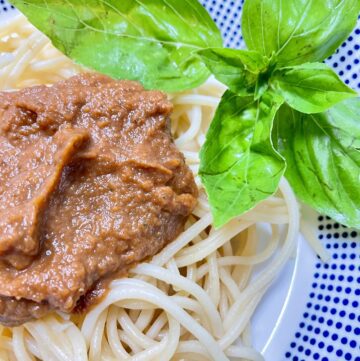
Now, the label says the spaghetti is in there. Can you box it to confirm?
[0,14,302,361]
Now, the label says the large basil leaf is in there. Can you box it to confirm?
[200,90,285,228]
[198,48,268,96]
[242,0,360,66]
[11,0,222,92]
[273,99,360,228]
[271,63,357,114]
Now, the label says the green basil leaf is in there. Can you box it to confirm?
[10,0,222,92]
[198,48,268,96]
[200,90,286,228]
[271,63,357,114]
[273,99,360,228]
[242,0,360,66]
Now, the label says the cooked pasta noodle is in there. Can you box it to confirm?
[0,13,317,361]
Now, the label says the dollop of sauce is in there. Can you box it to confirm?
[0,73,197,326]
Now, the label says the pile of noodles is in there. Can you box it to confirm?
[0,14,324,361]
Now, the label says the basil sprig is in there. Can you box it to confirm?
[10,0,360,228]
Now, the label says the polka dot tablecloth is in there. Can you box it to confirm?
[1,1,359,360]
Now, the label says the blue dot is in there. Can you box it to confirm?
[298,345,304,352]
[305,349,311,356]
[340,310,346,317]
[350,340,357,348]
[295,332,301,338]
[314,353,320,360]
[355,327,360,335]
[337,285,343,291]
[336,322,343,329]
[300,322,305,328]
[348,276,354,282]
[346,325,353,332]
[318,341,325,349]
[345,353,352,361]
[352,301,359,308]
[319,316,325,323]
[323,330,329,337]
[327,345,334,352]
[310,338,316,345]
[314,327,320,334]
[290,342,296,348]
[349,313,355,320]
[322,358,329,361]
[285,352,291,358]
[332,334,338,341]
[337,350,343,357]
[341,336,349,344]
[322,306,328,312]
[345,287,352,294]
[327,319,333,326]
[303,335,309,342]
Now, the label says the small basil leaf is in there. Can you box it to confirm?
[254,71,270,100]
[273,99,360,228]
[242,0,360,66]
[198,48,268,96]
[271,63,357,114]
[10,0,222,92]
[200,90,285,228]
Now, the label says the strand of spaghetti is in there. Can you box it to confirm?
[145,313,167,339]
[172,95,220,107]
[81,279,229,361]
[220,178,299,348]
[65,323,88,361]
[88,308,108,361]
[3,32,48,88]
[225,345,264,361]
[175,219,253,267]
[146,316,180,361]
[106,307,130,360]
[117,308,157,349]
[300,219,330,262]
[175,106,202,147]
[0,14,24,37]
[12,327,33,361]
[206,251,221,307]
[196,227,280,279]
[219,267,241,302]
[118,330,143,354]
[151,212,212,267]
[135,309,155,332]
[25,322,72,361]
[131,263,224,337]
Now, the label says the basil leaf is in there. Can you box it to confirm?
[11,0,222,92]
[198,48,268,96]
[273,99,360,228]
[242,0,360,66]
[200,90,285,228]
[271,63,357,114]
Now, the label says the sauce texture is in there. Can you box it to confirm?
[0,74,197,326]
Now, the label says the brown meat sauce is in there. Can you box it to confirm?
[0,74,197,326]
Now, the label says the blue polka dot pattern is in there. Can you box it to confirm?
[1,1,360,360]
[285,216,360,361]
